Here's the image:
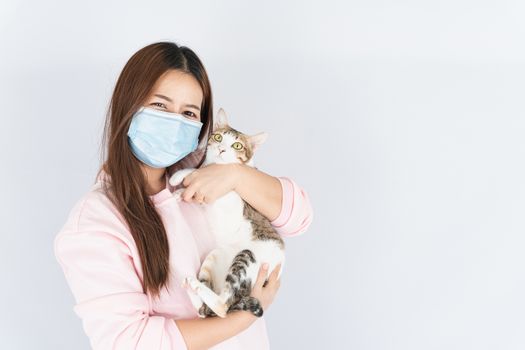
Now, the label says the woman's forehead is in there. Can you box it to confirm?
[151,70,203,105]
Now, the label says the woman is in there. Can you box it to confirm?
[54,41,313,350]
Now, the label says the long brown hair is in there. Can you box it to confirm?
[97,41,213,298]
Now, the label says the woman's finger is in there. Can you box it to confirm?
[182,169,199,187]
[182,181,205,202]
[267,263,282,284]
[254,262,269,289]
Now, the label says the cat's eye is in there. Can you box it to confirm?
[212,134,223,142]
[232,142,244,150]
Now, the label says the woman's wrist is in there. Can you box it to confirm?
[230,163,246,192]
[175,310,259,349]
[233,310,259,328]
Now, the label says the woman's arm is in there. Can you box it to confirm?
[54,228,263,350]
[232,164,314,237]
[232,163,282,221]
[179,163,313,237]
[175,311,256,350]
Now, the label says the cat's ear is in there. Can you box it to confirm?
[247,132,268,152]
[213,108,229,131]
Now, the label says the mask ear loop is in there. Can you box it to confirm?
[196,136,207,151]
[134,106,146,115]
[196,118,211,150]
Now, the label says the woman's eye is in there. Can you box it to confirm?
[184,111,198,118]
[151,102,167,109]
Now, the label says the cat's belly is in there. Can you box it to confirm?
[204,191,253,245]
[244,239,286,283]
[211,240,285,293]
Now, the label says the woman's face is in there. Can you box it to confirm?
[143,69,203,122]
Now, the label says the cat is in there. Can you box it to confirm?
[168,108,285,318]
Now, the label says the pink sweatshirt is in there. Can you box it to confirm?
[54,169,313,350]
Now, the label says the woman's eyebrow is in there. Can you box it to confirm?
[153,94,200,111]
[154,94,173,102]
[185,104,201,111]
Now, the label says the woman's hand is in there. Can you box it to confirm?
[180,164,240,204]
[250,263,282,312]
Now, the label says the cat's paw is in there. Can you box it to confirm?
[172,188,184,201]
[184,276,228,318]
[200,302,228,318]
[183,285,205,314]
[197,303,228,318]
[169,173,184,187]
[184,276,201,293]
[169,168,196,186]
[213,303,228,318]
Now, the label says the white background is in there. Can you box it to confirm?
[1,0,525,349]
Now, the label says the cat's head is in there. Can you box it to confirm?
[202,108,267,167]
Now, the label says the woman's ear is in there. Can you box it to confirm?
[247,132,268,152]
[213,108,229,131]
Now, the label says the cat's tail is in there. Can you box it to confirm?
[228,296,264,317]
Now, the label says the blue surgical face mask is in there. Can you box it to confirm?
[127,106,203,168]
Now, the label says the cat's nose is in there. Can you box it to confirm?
[219,149,225,154]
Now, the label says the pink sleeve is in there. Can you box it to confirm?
[270,176,314,237]
[54,230,188,350]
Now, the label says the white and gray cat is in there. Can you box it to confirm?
[169,108,285,318]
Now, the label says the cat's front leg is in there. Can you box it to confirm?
[169,168,197,187]
[183,276,228,318]
[182,277,206,318]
